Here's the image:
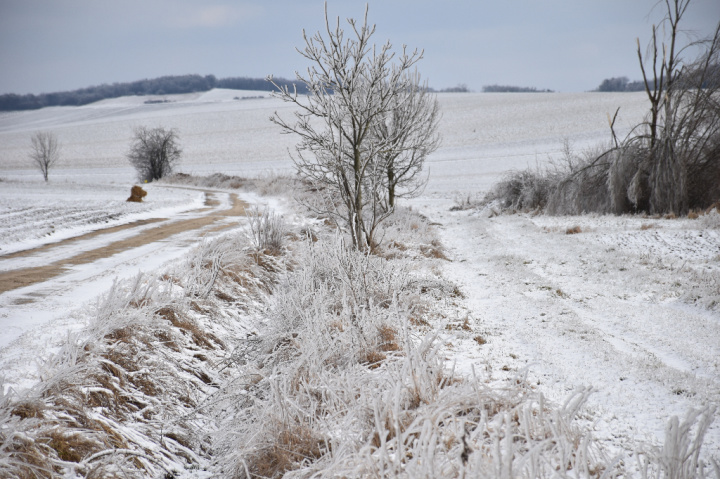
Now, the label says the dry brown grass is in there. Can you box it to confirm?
[473,335,487,346]
[640,223,657,230]
[361,349,387,369]
[299,228,319,242]
[388,240,408,251]
[214,291,235,303]
[104,326,135,345]
[0,213,290,477]
[3,439,54,478]
[705,202,720,214]
[157,307,223,349]
[565,226,582,235]
[370,411,416,450]
[446,316,473,332]
[377,325,400,352]
[45,429,101,463]
[420,240,450,260]
[249,423,327,478]
[11,400,45,419]
[153,329,180,351]
[409,315,430,327]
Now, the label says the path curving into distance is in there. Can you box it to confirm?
[0,190,248,297]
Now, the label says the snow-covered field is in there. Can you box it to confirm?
[1,89,718,476]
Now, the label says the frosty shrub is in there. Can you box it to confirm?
[162,172,246,189]
[484,169,553,212]
[127,126,182,182]
[483,143,650,215]
[247,206,286,254]
[373,206,450,261]
[700,208,720,229]
[485,0,720,217]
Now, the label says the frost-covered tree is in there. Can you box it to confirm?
[29,131,60,182]
[372,71,440,210]
[630,0,720,214]
[269,5,439,250]
[127,126,182,182]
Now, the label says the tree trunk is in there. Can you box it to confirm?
[387,164,396,209]
[353,147,365,250]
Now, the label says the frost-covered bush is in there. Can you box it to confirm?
[162,171,247,189]
[485,124,720,217]
[485,168,555,212]
[700,208,720,229]
[483,143,643,215]
[247,206,286,253]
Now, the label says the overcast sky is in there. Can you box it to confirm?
[1,0,718,95]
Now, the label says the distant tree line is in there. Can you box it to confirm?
[427,84,470,93]
[482,85,554,93]
[594,76,646,92]
[0,74,309,111]
[595,68,719,92]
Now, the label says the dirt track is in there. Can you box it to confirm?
[0,191,248,295]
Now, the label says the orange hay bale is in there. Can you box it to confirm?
[127,185,147,202]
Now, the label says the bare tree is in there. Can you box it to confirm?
[269,5,439,250]
[632,0,720,214]
[372,71,440,211]
[29,131,60,182]
[127,126,182,182]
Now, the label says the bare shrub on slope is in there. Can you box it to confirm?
[247,206,286,254]
[485,1,720,217]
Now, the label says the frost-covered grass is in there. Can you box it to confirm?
[0,223,280,477]
[208,232,620,478]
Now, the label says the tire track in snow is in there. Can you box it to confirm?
[416,198,720,460]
